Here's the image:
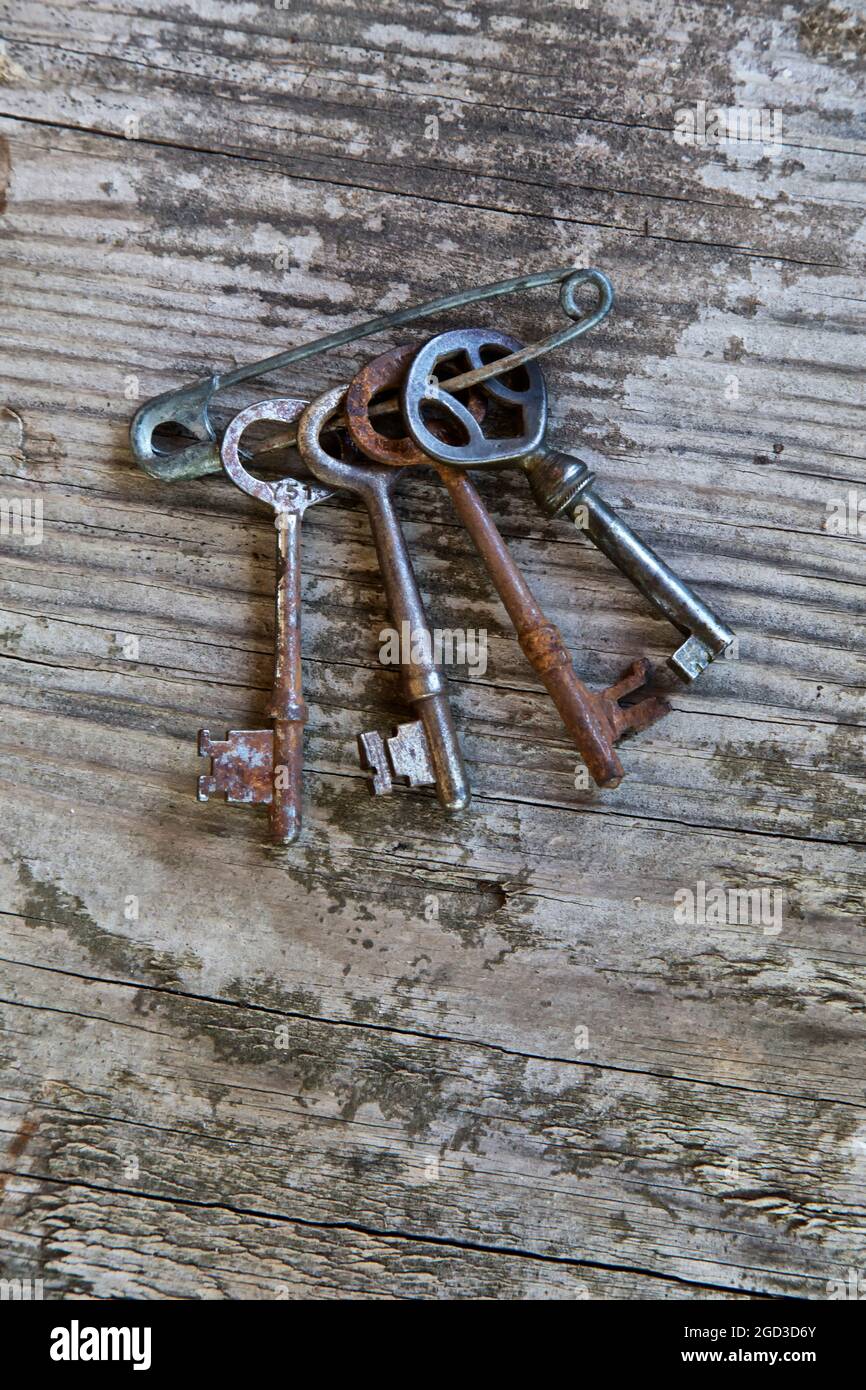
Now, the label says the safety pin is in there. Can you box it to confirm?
[130,266,613,482]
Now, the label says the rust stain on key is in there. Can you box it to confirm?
[198,398,333,844]
[345,345,670,789]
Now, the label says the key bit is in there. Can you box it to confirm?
[600,658,670,739]
[198,729,274,805]
[358,722,436,796]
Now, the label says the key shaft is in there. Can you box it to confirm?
[267,510,306,844]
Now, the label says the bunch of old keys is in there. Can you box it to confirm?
[130,266,734,844]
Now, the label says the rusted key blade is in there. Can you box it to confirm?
[345,344,670,789]
[269,508,306,843]
[436,467,669,787]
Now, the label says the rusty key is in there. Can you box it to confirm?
[345,345,670,789]
[197,398,333,843]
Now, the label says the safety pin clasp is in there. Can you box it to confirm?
[130,375,223,479]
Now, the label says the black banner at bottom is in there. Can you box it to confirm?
[3,1294,860,1377]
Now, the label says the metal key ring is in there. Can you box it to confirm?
[295,386,400,503]
[344,343,487,467]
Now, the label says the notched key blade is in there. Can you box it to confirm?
[357,721,436,795]
[598,660,671,742]
[358,730,393,797]
[387,721,436,787]
[198,728,274,805]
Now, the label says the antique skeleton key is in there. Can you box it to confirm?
[402,328,735,683]
[296,385,471,811]
[197,398,333,844]
[345,345,669,789]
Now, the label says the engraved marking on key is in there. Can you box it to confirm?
[296,386,470,811]
[347,345,669,789]
[402,328,736,682]
[197,397,333,844]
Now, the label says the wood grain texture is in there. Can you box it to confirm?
[0,0,864,1300]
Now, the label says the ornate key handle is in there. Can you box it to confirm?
[198,398,333,845]
[221,398,335,516]
[129,266,613,482]
[401,328,548,466]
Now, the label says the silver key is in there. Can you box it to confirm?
[296,385,471,811]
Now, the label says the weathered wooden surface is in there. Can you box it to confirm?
[0,1,864,1299]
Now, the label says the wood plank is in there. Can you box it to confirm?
[1,958,860,1297]
[2,2,864,266]
[1,0,864,1299]
[0,760,864,1107]
[0,1184,751,1300]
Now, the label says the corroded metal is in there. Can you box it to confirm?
[129,267,613,481]
[436,479,670,788]
[296,384,470,811]
[198,729,273,805]
[402,330,736,682]
[344,345,487,465]
[346,344,670,788]
[198,397,333,844]
[358,723,436,796]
